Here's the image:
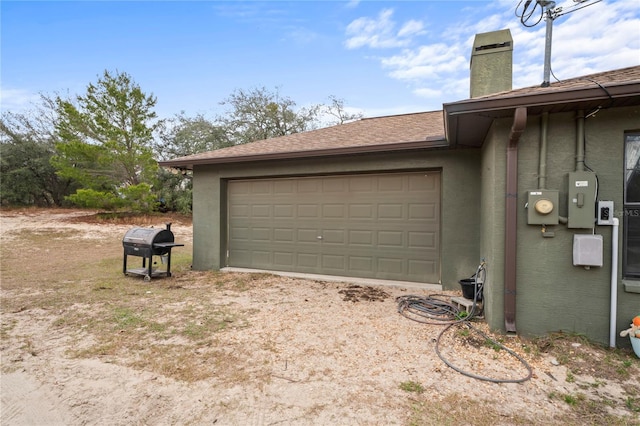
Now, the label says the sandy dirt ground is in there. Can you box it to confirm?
[0,209,638,425]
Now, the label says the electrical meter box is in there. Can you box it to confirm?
[568,171,597,229]
[527,190,559,225]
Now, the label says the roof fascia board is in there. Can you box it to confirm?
[159,137,449,169]
[444,83,640,116]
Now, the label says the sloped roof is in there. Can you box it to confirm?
[469,65,640,101]
[160,110,446,169]
[445,65,640,147]
[160,65,640,169]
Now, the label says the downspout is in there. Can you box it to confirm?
[505,107,528,333]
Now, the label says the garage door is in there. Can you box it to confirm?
[227,171,440,283]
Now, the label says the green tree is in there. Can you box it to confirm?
[155,113,231,161]
[0,103,76,206]
[219,86,320,145]
[51,70,161,211]
[154,113,231,214]
[155,169,192,215]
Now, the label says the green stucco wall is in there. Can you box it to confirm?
[481,106,640,346]
[191,148,482,289]
[480,121,508,333]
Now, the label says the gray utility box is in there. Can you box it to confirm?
[527,189,559,225]
[568,171,597,229]
[573,234,603,267]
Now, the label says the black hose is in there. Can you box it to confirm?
[396,263,533,383]
[434,322,533,384]
[396,294,467,325]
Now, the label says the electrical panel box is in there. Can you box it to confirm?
[597,200,614,225]
[527,190,559,225]
[568,171,597,229]
[573,234,603,267]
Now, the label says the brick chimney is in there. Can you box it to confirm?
[470,29,513,98]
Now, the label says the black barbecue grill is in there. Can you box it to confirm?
[122,223,184,281]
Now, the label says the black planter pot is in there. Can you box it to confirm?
[459,278,483,301]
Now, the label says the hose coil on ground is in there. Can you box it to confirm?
[396,264,532,383]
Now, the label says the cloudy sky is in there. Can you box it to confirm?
[1,0,638,120]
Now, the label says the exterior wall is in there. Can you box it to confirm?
[481,106,640,346]
[480,120,509,333]
[191,167,222,270]
[191,148,482,289]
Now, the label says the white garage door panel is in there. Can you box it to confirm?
[227,172,440,283]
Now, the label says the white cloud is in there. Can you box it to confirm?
[397,20,425,38]
[0,88,40,113]
[512,0,640,87]
[345,0,360,10]
[382,44,467,80]
[344,0,639,110]
[344,9,424,49]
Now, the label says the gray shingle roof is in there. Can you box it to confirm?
[453,65,640,103]
[160,65,640,168]
[160,110,445,168]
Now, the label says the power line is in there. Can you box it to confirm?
[516,0,604,87]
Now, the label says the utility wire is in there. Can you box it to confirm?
[516,0,544,27]
[516,0,603,27]
[555,0,603,18]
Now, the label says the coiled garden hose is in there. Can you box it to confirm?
[396,263,532,383]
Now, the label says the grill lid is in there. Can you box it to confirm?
[123,225,174,247]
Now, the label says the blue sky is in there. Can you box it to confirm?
[1,0,639,121]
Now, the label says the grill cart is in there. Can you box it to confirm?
[122,223,184,281]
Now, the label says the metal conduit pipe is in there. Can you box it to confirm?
[539,111,569,224]
[505,107,528,333]
[538,112,549,190]
[576,110,585,172]
[540,111,569,224]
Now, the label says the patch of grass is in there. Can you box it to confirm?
[483,338,502,352]
[407,393,532,426]
[456,328,470,337]
[616,359,635,379]
[57,284,254,382]
[625,397,640,412]
[399,380,425,394]
[521,343,537,356]
[456,310,469,320]
[113,307,145,329]
[0,317,17,340]
[534,331,639,383]
[547,390,638,423]
[563,393,583,406]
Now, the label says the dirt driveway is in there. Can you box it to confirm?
[1,209,638,425]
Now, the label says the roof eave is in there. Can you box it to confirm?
[444,82,640,147]
[158,137,449,170]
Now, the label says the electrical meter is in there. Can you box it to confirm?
[527,190,559,225]
[534,198,554,214]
